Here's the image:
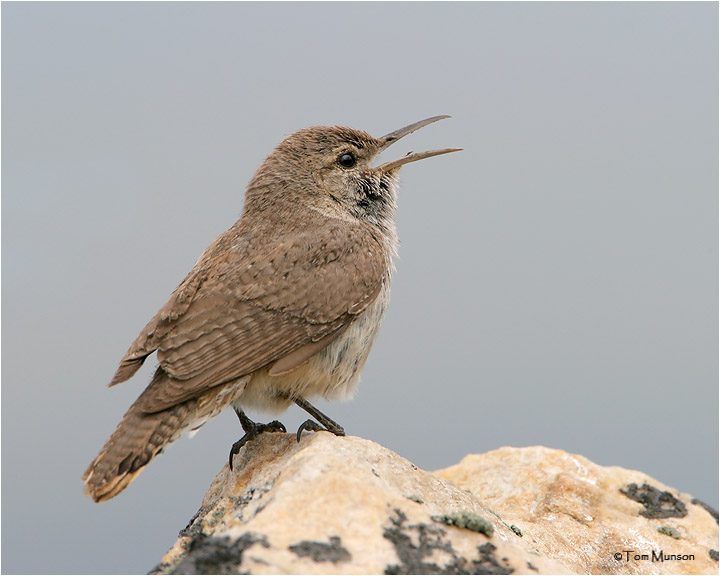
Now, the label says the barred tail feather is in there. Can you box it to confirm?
[82,397,195,502]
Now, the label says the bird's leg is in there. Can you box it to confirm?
[228,408,286,470]
[293,396,346,442]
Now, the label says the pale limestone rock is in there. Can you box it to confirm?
[152,437,717,575]
[152,434,569,574]
[436,446,718,575]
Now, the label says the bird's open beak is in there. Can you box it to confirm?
[374,115,461,173]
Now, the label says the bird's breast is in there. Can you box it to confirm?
[314,280,391,400]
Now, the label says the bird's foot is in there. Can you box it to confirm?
[229,409,287,470]
[290,396,346,442]
[295,419,323,442]
[295,418,345,442]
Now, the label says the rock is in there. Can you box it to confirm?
[436,446,718,575]
[151,437,717,575]
[152,434,569,574]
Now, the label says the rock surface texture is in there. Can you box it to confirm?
[437,447,718,575]
[151,436,718,575]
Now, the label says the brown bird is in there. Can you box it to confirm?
[82,116,460,502]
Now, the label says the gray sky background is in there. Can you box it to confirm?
[2,2,717,574]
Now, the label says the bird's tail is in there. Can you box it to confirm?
[82,396,195,502]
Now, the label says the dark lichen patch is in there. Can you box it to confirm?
[383,509,512,575]
[148,560,171,574]
[709,549,718,561]
[169,533,269,574]
[620,483,687,519]
[230,483,274,520]
[405,494,424,504]
[384,509,454,575]
[691,498,719,524]
[432,511,494,538]
[178,502,218,542]
[180,509,204,538]
[177,483,274,547]
[472,544,513,575]
[657,526,681,539]
[289,536,351,563]
[206,505,227,528]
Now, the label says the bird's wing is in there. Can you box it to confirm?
[108,220,387,413]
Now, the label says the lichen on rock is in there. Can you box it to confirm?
[151,437,717,575]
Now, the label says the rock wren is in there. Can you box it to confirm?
[83,116,460,502]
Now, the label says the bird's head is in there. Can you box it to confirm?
[245,116,460,232]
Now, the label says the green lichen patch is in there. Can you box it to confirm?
[432,511,494,538]
[657,526,681,539]
[485,507,521,537]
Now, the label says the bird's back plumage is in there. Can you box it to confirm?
[84,215,389,501]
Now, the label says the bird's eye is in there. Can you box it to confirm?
[337,152,356,169]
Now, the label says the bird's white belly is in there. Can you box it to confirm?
[237,281,390,413]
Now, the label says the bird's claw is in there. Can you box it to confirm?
[229,432,254,469]
[264,420,287,434]
[228,417,287,470]
[296,419,325,442]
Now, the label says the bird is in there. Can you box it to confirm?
[82,116,460,502]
